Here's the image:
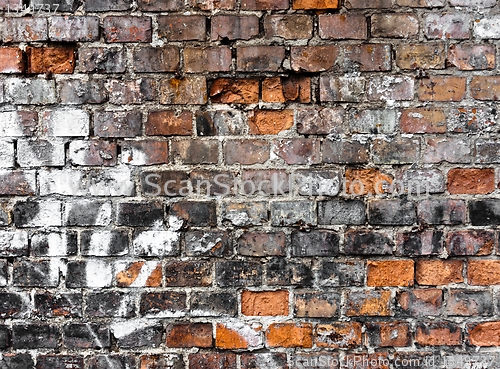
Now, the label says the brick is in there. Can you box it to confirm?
[474,15,500,39]
[344,168,393,195]
[448,44,495,70]
[81,230,128,256]
[241,170,289,195]
[210,78,259,104]
[346,0,392,6]
[320,76,365,102]
[0,0,22,10]
[476,138,500,162]
[12,324,59,349]
[122,140,168,166]
[185,47,231,73]
[4,18,48,42]
[170,201,216,226]
[372,137,420,165]
[39,0,79,12]
[190,170,236,197]
[166,323,213,348]
[396,43,446,69]
[87,356,136,369]
[212,15,259,41]
[0,140,14,168]
[372,14,419,38]
[133,230,179,257]
[132,46,179,73]
[266,323,312,348]
[66,260,113,288]
[146,111,192,136]
[248,110,293,134]
[319,14,367,39]
[50,16,99,42]
[104,16,152,43]
[318,199,366,225]
[447,290,493,316]
[265,15,313,39]
[41,109,89,137]
[349,109,396,134]
[86,291,135,318]
[116,202,163,227]
[396,230,443,256]
[468,322,500,346]
[59,79,108,104]
[63,324,110,349]
[397,0,445,5]
[0,292,29,318]
[419,76,466,101]
[471,76,500,100]
[315,322,362,348]
[415,322,461,346]
[416,260,464,285]
[225,140,269,165]
[448,168,495,194]
[85,0,132,11]
[446,230,494,256]
[367,260,415,287]
[294,292,340,317]
[238,232,285,256]
[324,264,365,292]
[422,137,471,163]
[34,292,82,318]
[69,140,117,166]
[241,290,288,316]
[0,326,9,348]
[107,79,156,105]
[468,260,500,285]
[345,290,392,316]
[13,260,59,287]
[36,356,84,369]
[197,110,246,135]
[341,44,392,71]
[0,230,28,256]
[241,354,287,369]
[452,0,496,6]
[0,170,36,196]
[158,15,206,41]
[216,261,262,287]
[322,139,369,164]
[32,231,78,255]
[138,0,184,10]
[291,230,339,257]
[237,47,285,72]
[398,168,446,194]
[139,355,184,369]
[425,13,471,39]
[78,48,126,73]
[165,261,212,287]
[14,200,62,227]
[397,289,442,317]
[266,258,313,286]
[400,108,446,133]
[216,320,262,349]
[0,48,24,73]
[296,108,343,135]
[6,78,56,104]
[367,75,415,101]
[172,140,218,164]
[262,76,310,103]
[291,46,339,72]
[273,139,320,165]
[189,353,236,369]
[190,292,237,317]
[469,199,500,225]
[344,230,393,255]
[17,140,64,167]
[94,111,141,138]
[139,291,187,317]
[293,0,338,8]
[295,170,340,197]
[223,202,267,227]
[366,322,411,347]
[241,0,288,9]
[448,107,496,133]
[119,262,162,293]
[141,171,188,197]
[271,201,316,226]
[160,77,207,105]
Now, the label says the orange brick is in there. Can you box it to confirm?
[345,168,393,195]
[262,77,310,103]
[397,289,443,316]
[27,46,76,74]
[266,323,313,348]
[216,322,262,350]
[210,78,259,104]
[367,260,414,287]
[419,76,466,101]
[315,322,362,348]
[416,322,461,346]
[248,110,294,135]
[293,0,339,9]
[416,260,463,286]
[166,323,213,348]
[400,108,447,133]
[0,48,24,73]
[241,290,289,316]
[468,322,500,346]
[468,260,500,286]
[345,290,392,317]
[447,168,495,195]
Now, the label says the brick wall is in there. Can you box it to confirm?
[0,0,499,367]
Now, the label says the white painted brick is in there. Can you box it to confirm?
[0,140,14,168]
[0,230,28,256]
[132,231,180,257]
[474,16,500,39]
[5,78,57,105]
[349,109,397,134]
[17,139,65,167]
[15,200,63,227]
[0,111,37,137]
[41,109,90,137]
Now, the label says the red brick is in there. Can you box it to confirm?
[248,110,294,135]
[225,140,270,165]
[447,168,495,194]
[266,323,312,348]
[0,48,24,74]
[210,78,259,104]
[468,260,500,285]
[103,16,152,43]
[188,0,235,9]
[159,77,207,105]
[211,15,259,41]
[400,108,447,133]
[262,76,310,103]
[273,138,321,165]
[342,44,392,71]
[146,111,192,136]
[291,46,339,72]
[216,322,262,350]
[27,47,75,74]
[345,290,392,316]
[296,107,343,135]
[122,140,168,166]
[293,0,339,9]
[471,76,500,100]
[367,260,414,287]
[416,260,463,285]
[345,168,393,195]
[446,230,495,256]
[184,47,232,73]
[158,15,206,41]
[241,290,289,316]
[132,47,180,73]
[416,322,462,346]
[237,47,285,72]
[346,0,392,6]
[166,323,213,348]
[448,44,495,70]
[264,15,313,39]
[319,14,367,40]
[468,322,500,346]
[138,0,183,10]
[172,140,218,164]
[4,18,48,42]
[396,43,446,69]
[397,289,443,316]
[315,322,362,348]
[372,14,419,38]
[241,0,289,9]
[419,76,466,101]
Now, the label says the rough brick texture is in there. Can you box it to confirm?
[0,0,498,363]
